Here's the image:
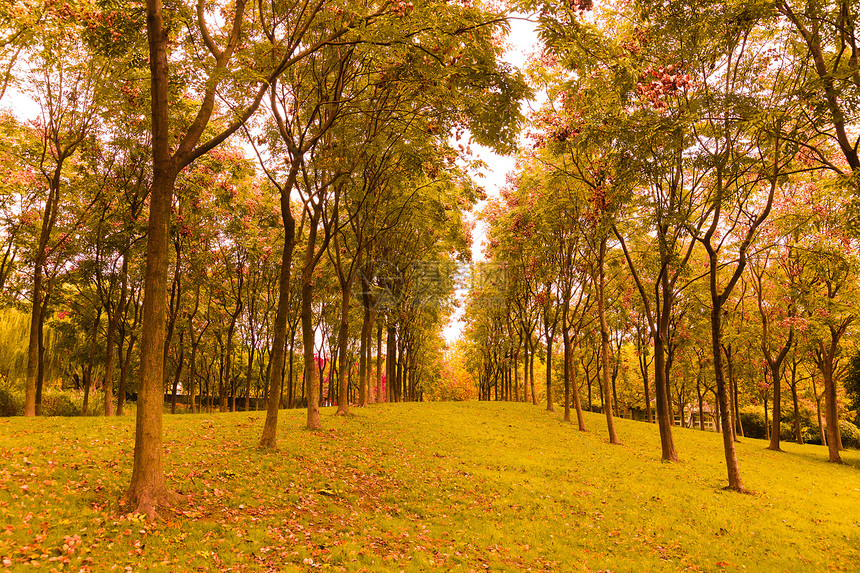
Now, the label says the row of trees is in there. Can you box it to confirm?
[0,0,527,515]
[464,0,860,492]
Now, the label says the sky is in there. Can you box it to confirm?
[441,15,542,345]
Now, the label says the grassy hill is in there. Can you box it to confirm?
[1,401,858,571]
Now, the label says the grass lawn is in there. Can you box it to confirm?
[1,401,859,572]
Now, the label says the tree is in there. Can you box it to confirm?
[20,24,102,416]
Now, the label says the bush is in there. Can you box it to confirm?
[780,421,799,442]
[802,425,822,445]
[839,420,860,449]
[798,421,860,448]
[739,409,767,440]
[0,387,23,416]
[40,391,80,417]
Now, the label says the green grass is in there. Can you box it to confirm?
[1,402,859,572]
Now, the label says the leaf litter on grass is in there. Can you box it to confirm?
[1,403,859,571]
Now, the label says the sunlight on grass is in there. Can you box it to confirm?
[1,402,858,571]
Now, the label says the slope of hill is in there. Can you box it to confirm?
[1,401,858,571]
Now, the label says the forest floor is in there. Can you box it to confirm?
[1,401,859,572]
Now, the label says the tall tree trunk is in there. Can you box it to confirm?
[812,375,826,447]
[638,336,652,424]
[245,344,255,412]
[767,362,781,451]
[819,342,842,462]
[301,215,322,428]
[545,333,554,412]
[24,167,61,417]
[117,331,136,416]
[188,330,198,415]
[82,308,102,417]
[103,305,118,417]
[596,239,619,444]
[522,341,529,404]
[724,344,740,440]
[697,357,705,431]
[789,361,802,444]
[358,305,373,406]
[287,323,296,408]
[386,323,396,403]
[528,339,537,406]
[34,289,50,416]
[563,327,571,422]
[710,300,744,490]
[513,350,519,402]
[259,167,298,445]
[764,385,770,442]
[376,319,383,403]
[126,0,184,513]
[171,329,185,414]
[25,257,46,417]
[335,287,351,415]
[395,334,404,402]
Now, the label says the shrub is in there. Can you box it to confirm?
[779,422,798,442]
[0,387,23,416]
[802,425,822,445]
[839,420,860,449]
[739,409,767,440]
[40,391,80,417]
[798,421,860,448]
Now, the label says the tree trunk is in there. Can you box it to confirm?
[562,322,571,422]
[25,262,46,417]
[710,301,744,491]
[522,341,529,404]
[812,376,826,447]
[126,163,181,515]
[376,319,383,403]
[790,364,802,444]
[386,324,396,403]
[287,323,296,408]
[767,361,782,451]
[395,334,404,402]
[335,286,351,415]
[117,332,136,416]
[358,305,373,406]
[103,298,119,417]
[641,349,652,424]
[259,167,299,444]
[697,359,705,431]
[819,344,842,462]
[82,308,102,417]
[513,351,519,402]
[764,386,770,442]
[302,274,321,428]
[596,239,619,444]
[188,331,198,415]
[529,342,537,406]
[244,344,255,412]
[725,345,740,440]
[545,333,554,412]
[35,290,50,416]
[170,329,185,414]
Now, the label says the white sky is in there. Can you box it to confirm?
[441,14,541,345]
